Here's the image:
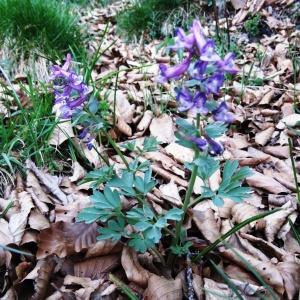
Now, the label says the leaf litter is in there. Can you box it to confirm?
[0,0,300,299]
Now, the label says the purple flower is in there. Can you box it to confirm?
[79,128,95,150]
[171,28,195,51]
[206,136,224,155]
[190,136,208,151]
[158,55,191,83]
[191,20,207,54]
[217,53,238,74]
[190,61,208,80]
[176,88,208,114]
[50,54,89,119]
[200,40,221,62]
[205,73,224,94]
[212,101,234,123]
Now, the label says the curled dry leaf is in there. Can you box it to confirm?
[69,162,86,182]
[150,114,175,144]
[37,221,98,259]
[32,257,56,300]
[231,203,265,232]
[26,160,70,205]
[159,181,182,206]
[74,255,120,279]
[85,240,123,259]
[255,126,275,146]
[193,202,220,243]
[264,208,294,242]
[9,191,34,244]
[48,120,75,147]
[164,142,194,164]
[29,208,50,231]
[246,171,289,194]
[121,247,150,287]
[137,110,153,133]
[117,117,132,136]
[144,274,182,300]
[277,113,300,129]
[220,247,284,295]
[192,274,204,300]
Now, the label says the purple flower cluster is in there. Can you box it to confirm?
[158,20,238,154]
[50,54,95,150]
[50,54,89,119]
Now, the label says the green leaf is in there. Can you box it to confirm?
[81,165,114,188]
[122,141,136,152]
[144,226,162,243]
[103,187,121,209]
[134,221,152,231]
[204,121,228,138]
[134,168,156,194]
[155,217,167,228]
[77,207,103,223]
[176,118,197,136]
[170,241,193,256]
[143,136,159,152]
[190,156,220,180]
[98,217,126,241]
[212,196,224,207]
[164,208,183,221]
[128,234,155,253]
[107,171,136,196]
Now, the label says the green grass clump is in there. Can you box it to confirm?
[0,0,84,58]
[244,15,261,37]
[116,0,193,40]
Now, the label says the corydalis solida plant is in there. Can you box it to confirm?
[76,20,252,259]
[159,20,237,155]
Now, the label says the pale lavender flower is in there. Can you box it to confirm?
[171,28,195,51]
[200,40,221,62]
[212,102,234,123]
[217,53,238,74]
[50,54,89,119]
[191,20,207,54]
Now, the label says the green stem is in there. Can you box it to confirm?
[107,136,129,169]
[109,274,138,300]
[0,201,13,219]
[92,144,110,167]
[288,138,300,205]
[173,114,201,246]
[149,247,166,266]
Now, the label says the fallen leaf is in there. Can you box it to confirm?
[37,221,97,258]
[150,114,175,144]
[74,255,120,279]
[159,181,182,206]
[121,247,150,287]
[144,274,182,300]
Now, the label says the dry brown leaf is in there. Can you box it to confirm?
[150,114,175,144]
[264,208,294,242]
[74,255,120,279]
[0,288,17,300]
[277,113,300,129]
[231,203,265,232]
[32,257,56,300]
[9,191,34,244]
[221,248,284,294]
[277,259,300,300]
[203,278,233,299]
[49,120,75,147]
[29,209,50,231]
[121,247,150,287]
[164,142,194,164]
[26,160,70,205]
[137,110,153,133]
[117,117,132,136]
[159,181,182,206]
[255,127,275,146]
[69,161,86,182]
[192,274,204,300]
[85,240,122,258]
[230,0,247,9]
[144,274,182,300]
[246,171,290,194]
[37,221,97,258]
[193,202,220,243]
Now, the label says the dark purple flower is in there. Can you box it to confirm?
[171,28,195,51]
[79,128,95,150]
[158,56,191,83]
[206,136,224,155]
[205,73,224,94]
[217,53,238,74]
[190,136,208,151]
[200,40,220,62]
[212,101,234,123]
[191,20,207,54]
